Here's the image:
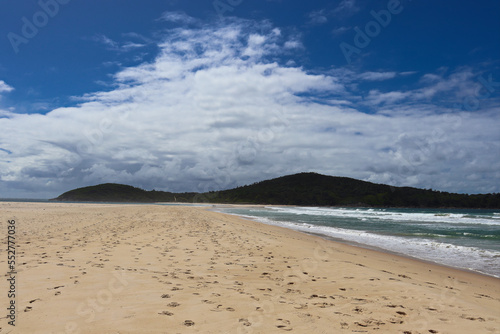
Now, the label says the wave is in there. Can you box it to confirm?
[398,232,500,240]
[233,213,500,278]
[265,206,500,226]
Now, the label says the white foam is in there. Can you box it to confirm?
[232,212,500,278]
[266,206,500,226]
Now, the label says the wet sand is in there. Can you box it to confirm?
[0,202,499,333]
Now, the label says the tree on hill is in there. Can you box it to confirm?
[52,172,500,208]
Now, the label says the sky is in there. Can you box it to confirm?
[0,0,499,199]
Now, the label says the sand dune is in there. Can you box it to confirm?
[0,203,498,333]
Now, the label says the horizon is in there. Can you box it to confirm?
[1,0,499,198]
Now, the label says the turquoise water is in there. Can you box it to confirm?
[216,206,500,278]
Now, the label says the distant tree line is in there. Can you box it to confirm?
[52,173,500,209]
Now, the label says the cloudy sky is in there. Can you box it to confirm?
[0,0,499,199]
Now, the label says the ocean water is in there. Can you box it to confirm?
[215,206,500,278]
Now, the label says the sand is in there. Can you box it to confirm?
[0,202,498,334]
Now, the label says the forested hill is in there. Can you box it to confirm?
[204,173,499,208]
[53,183,196,203]
[52,172,500,208]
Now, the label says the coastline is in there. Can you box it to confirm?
[210,205,500,280]
[1,202,498,333]
[212,204,500,279]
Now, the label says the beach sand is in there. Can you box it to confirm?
[0,202,498,333]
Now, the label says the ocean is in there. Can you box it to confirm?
[215,206,500,278]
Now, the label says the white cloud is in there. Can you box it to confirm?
[399,71,417,76]
[331,26,350,37]
[92,34,119,48]
[0,81,14,94]
[90,34,147,53]
[365,90,410,105]
[121,42,146,51]
[333,0,359,16]
[284,40,302,49]
[1,20,499,198]
[308,0,359,26]
[358,71,397,81]
[159,11,197,24]
[0,109,14,118]
[308,9,328,24]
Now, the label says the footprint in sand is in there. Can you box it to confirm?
[460,315,485,322]
[159,311,174,316]
[239,318,251,326]
[211,304,224,312]
[202,299,214,304]
[184,320,195,326]
[276,318,292,331]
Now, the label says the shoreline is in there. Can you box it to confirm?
[1,202,499,333]
[2,200,498,278]
[212,205,500,280]
[214,207,500,280]
[3,200,498,278]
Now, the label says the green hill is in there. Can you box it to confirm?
[202,173,500,208]
[52,172,500,208]
[53,183,196,203]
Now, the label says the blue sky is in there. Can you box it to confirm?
[0,0,499,198]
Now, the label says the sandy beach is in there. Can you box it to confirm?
[0,203,498,334]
